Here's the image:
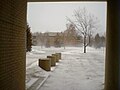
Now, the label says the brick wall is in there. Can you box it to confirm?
[0,0,27,90]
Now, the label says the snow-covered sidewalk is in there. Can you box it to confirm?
[26,46,65,89]
[38,47,105,90]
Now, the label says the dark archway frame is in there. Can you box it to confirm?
[27,0,119,90]
[0,0,119,90]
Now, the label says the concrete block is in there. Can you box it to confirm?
[56,53,61,59]
[47,56,56,66]
[52,54,59,62]
[39,58,51,71]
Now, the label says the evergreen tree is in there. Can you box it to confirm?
[26,25,32,52]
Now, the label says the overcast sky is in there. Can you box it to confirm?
[27,2,107,35]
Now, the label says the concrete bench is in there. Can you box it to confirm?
[39,58,51,71]
[52,54,59,62]
[47,56,56,66]
[56,53,61,59]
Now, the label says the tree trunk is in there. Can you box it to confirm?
[84,46,86,53]
[88,35,91,46]
[83,35,87,53]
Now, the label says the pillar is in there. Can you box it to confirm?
[0,0,27,90]
[104,0,119,90]
[39,58,51,71]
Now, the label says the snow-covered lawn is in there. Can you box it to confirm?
[26,46,105,90]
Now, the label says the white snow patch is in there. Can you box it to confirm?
[31,49,45,54]
[26,46,105,90]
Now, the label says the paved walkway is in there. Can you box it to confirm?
[38,51,104,90]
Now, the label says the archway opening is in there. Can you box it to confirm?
[26,2,107,90]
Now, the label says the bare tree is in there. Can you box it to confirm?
[63,24,74,49]
[32,32,44,48]
[67,7,99,53]
[64,24,77,46]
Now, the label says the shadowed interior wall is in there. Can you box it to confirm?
[0,0,27,90]
[105,0,119,90]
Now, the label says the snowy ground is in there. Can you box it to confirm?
[26,46,65,89]
[26,46,105,90]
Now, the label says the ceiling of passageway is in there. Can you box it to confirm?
[27,0,106,2]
